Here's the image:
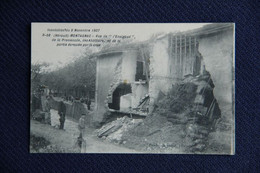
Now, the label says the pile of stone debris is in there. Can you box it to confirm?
[96,116,143,144]
[97,71,221,153]
[155,71,221,152]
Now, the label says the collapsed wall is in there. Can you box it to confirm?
[106,58,123,109]
[94,52,123,125]
[96,70,221,153]
[95,48,151,125]
[95,34,223,152]
[155,71,221,152]
[148,33,204,113]
[94,24,233,153]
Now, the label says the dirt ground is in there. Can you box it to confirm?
[30,109,140,153]
[30,104,233,154]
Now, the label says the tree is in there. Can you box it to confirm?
[40,49,97,98]
[31,62,49,93]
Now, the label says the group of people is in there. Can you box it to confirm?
[41,95,88,151]
[42,96,66,129]
[57,99,88,150]
[80,97,92,110]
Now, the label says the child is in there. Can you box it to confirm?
[78,114,86,138]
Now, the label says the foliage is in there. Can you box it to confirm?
[40,50,96,98]
[31,62,49,92]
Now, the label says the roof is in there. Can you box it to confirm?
[156,23,234,40]
[91,41,149,58]
[91,23,234,58]
[184,23,234,37]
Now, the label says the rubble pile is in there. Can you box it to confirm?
[97,72,221,153]
[96,116,143,143]
[120,115,186,152]
[155,72,221,152]
[129,72,220,153]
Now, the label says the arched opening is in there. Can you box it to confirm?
[108,84,132,110]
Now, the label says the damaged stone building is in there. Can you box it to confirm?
[93,23,234,125]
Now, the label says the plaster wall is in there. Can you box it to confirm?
[94,53,122,123]
[120,93,132,111]
[131,83,149,108]
[198,29,234,105]
[149,37,175,110]
[121,50,137,83]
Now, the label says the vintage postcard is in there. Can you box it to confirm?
[30,23,235,154]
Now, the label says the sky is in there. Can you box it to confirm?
[31,23,209,69]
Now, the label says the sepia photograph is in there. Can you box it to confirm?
[30,23,235,154]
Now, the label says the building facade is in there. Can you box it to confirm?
[93,23,234,125]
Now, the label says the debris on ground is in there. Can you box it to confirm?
[97,72,225,153]
[96,116,143,143]
[31,109,46,123]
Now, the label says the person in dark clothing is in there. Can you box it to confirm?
[87,98,91,110]
[31,93,41,117]
[44,96,51,125]
[58,101,66,129]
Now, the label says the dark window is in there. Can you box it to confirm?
[135,61,146,81]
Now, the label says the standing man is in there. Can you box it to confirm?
[44,96,51,125]
[87,97,91,110]
[58,101,66,130]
